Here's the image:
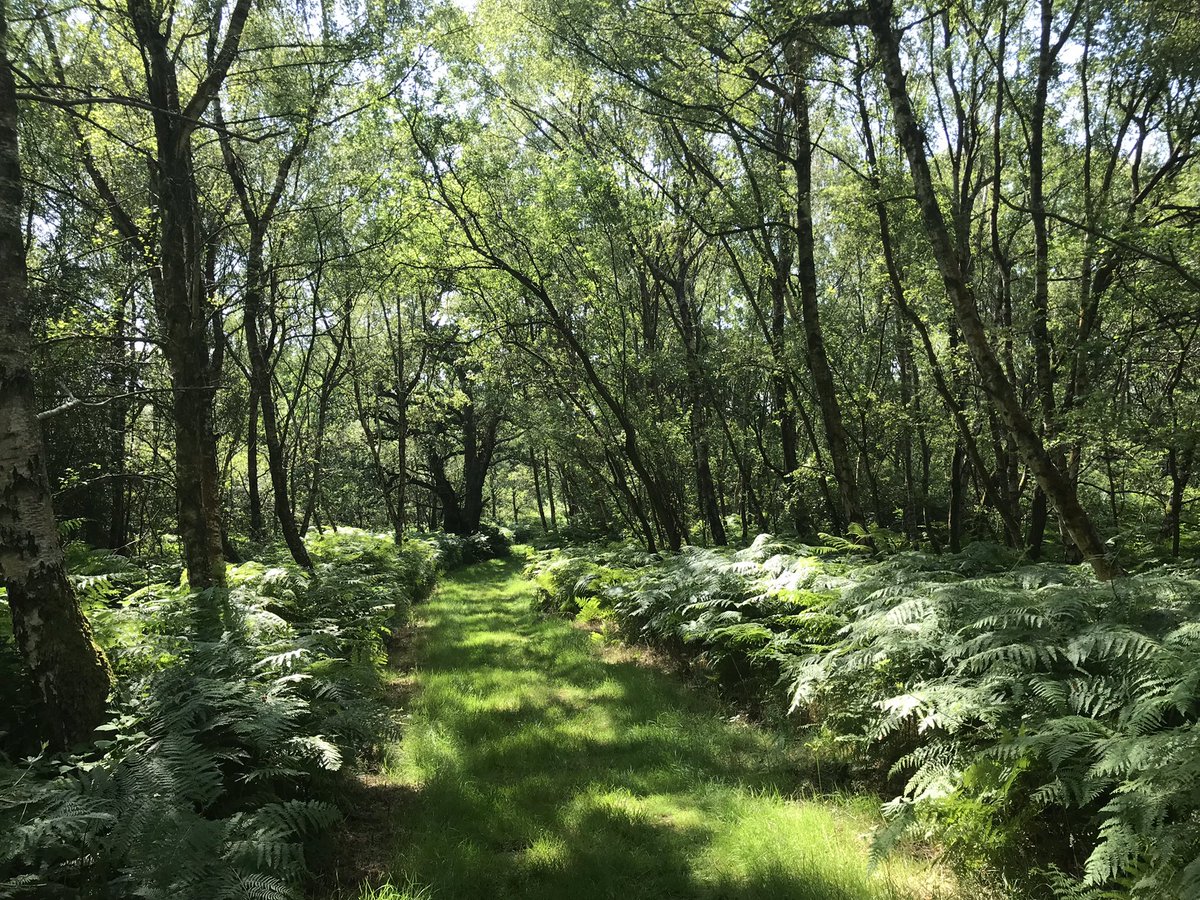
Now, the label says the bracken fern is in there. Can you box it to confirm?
[0,529,440,900]
[526,536,1200,898]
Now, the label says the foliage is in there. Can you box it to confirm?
[525,543,653,615]
[25,0,1199,580]
[0,607,34,756]
[427,526,513,571]
[527,537,1200,898]
[7,0,1200,891]
[0,531,438,900]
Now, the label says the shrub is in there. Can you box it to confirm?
[426,531,468,570]
[426,527,512,570]
[525,543,652,616]
[476,524,513,560]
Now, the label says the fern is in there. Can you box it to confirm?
[1,529,436,899]
[528,537,1200,897]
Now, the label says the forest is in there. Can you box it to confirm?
[1,0,1198,896]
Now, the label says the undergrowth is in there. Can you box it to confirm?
[526,535,1200,899]
[0,528,442,900]
[424,525,513,569]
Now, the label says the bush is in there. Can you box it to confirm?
[426,527,512,570]
[525,543,652,616]
[476,524,513,559]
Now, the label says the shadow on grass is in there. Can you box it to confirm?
[368,557,949,900]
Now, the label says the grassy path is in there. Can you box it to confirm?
[367,556,963,900]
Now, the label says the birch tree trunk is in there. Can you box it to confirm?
[0,8,113,747]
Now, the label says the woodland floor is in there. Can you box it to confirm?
[333,555,972,900]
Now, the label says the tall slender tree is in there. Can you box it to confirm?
[0,1,112,747]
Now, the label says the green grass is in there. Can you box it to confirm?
[367,555,968,900]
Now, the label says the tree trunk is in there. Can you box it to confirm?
[107,298,130,551]
[429,450,467,534]
[531,447,548,529]
[850,70,921,541]
[1161,445,1194,558]
[1029,0,1071,561]
[544,450,557,528]
[395,410,408,542]
[0,18,113,746]
[719,411,769,534]
[127,0,250,602]
[301,320,347,537]
[559,463,578,521]
[866,0,1119,579]
[948,440,968,552]
[169,344,226,598]
[300,395,324,537]
[787,43,864,530]
[602,450,657,550]
[243,236,312,570]
[653,243,728,547]
[690,401,727,545]
[215,95,313,567]
[258,388,312,568]
[107,418,128,551]
[247,382,264,541]
[768,225,814,539]
[1027,488,1049,559]
[460,390,499,534]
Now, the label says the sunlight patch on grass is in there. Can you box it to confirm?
[520,834,568,872]
[356,876,433,900]
[696,793,938,899]
[377,558,974,900]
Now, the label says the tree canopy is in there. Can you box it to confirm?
[7,0,1197,577]
[1,0,1198,894]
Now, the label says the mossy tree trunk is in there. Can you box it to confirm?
[126,0,248,600]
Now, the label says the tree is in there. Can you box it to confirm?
[862,0,1121,579]
[0,1,112,747]
[38,0,256,610]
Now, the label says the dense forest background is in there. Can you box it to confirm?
[9,0,1200,568]
[10,0,1199,574]
[2,0,1199,895]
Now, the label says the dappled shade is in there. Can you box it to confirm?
[378,558,953,900]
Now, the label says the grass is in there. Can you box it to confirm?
[360,554,973,900]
